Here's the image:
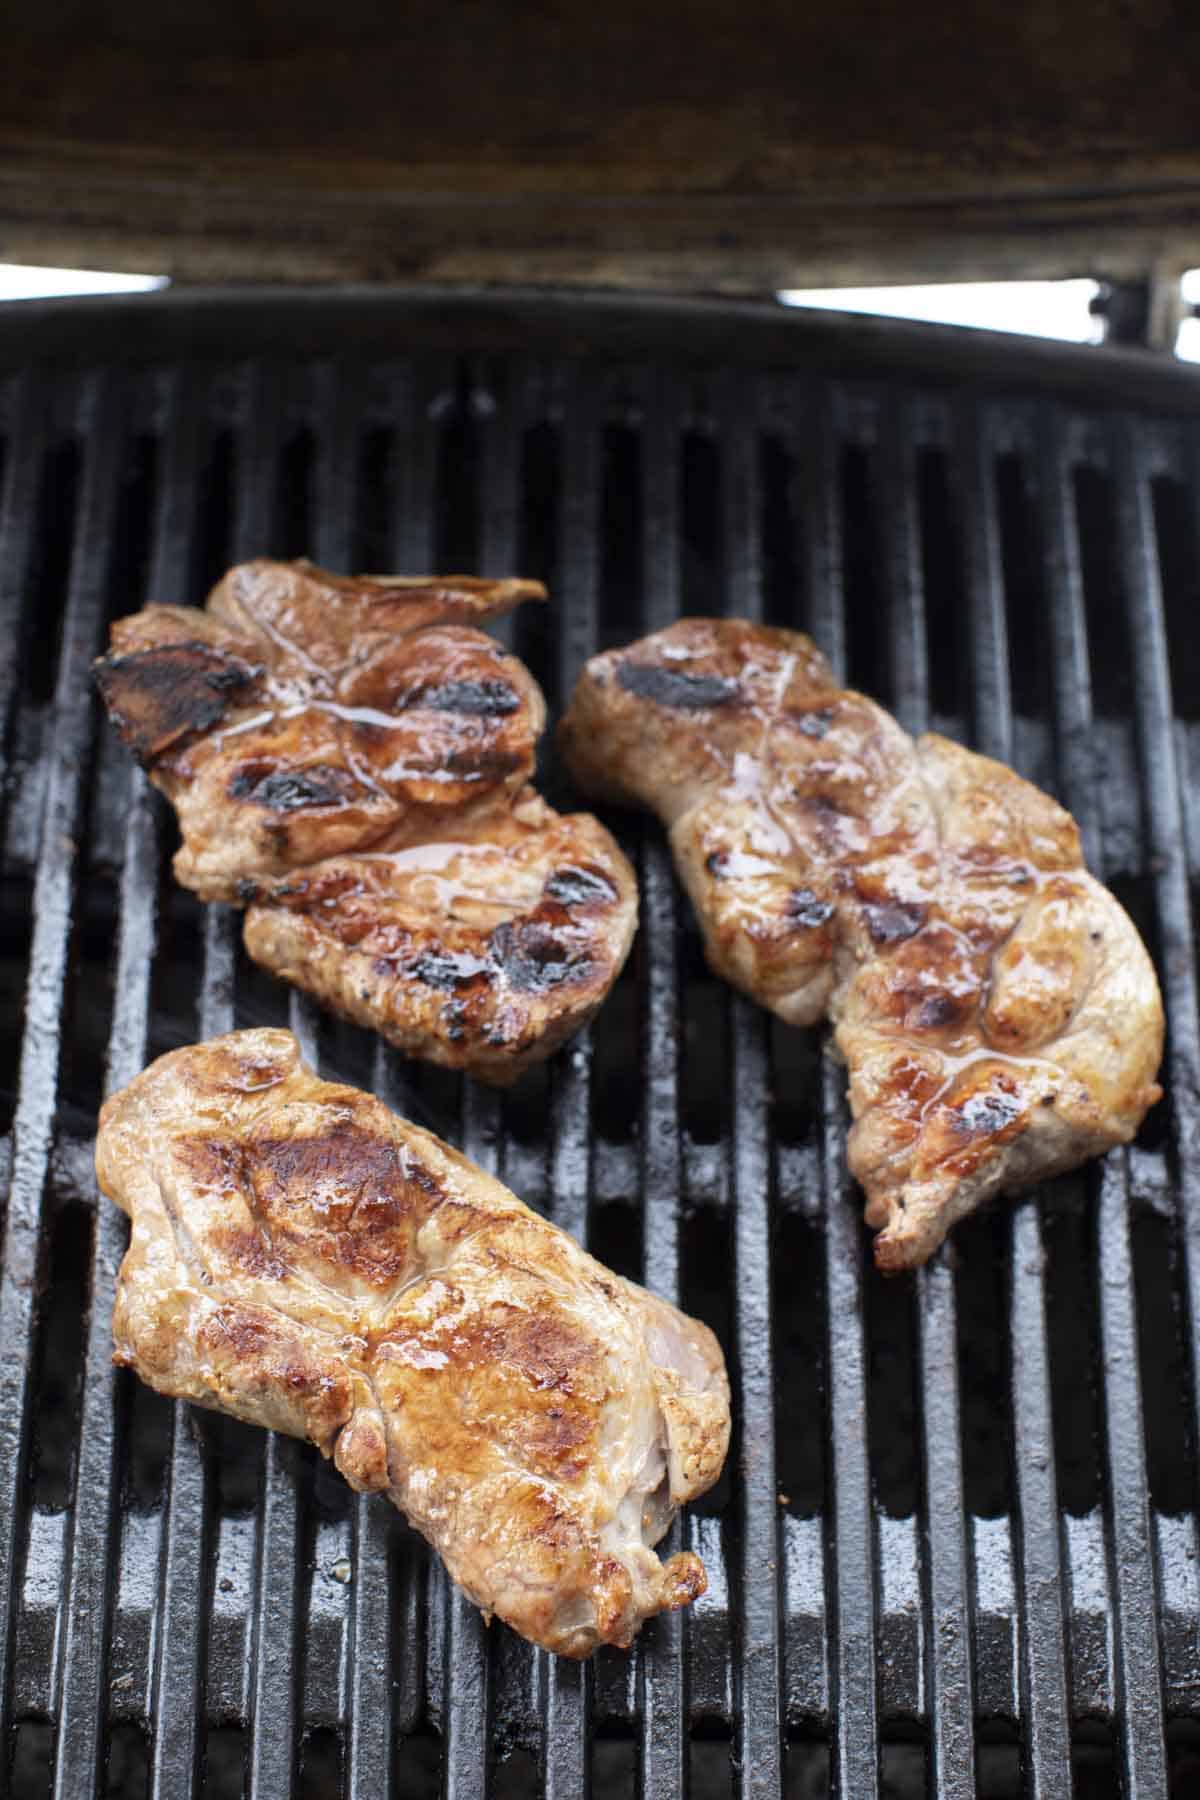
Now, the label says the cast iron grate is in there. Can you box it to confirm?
[0,294,1199,1799]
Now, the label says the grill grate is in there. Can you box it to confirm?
[1,296,1199,1798]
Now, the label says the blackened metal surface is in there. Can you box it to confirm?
[0,295,1198,1799]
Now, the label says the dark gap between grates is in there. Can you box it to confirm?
[123,1377,172,1512]
[298,1725,342,1799]
[493,1744,538,1798]
[840,442,889,708]
[689,1735,733,1797]
[433,373,479,573]
[767,1016,822,1149]
[1168,1719,1200,1794]
[680,923,729,1148]
[234,936,293,1036]
[208,1413,265,1516]
[105,1720,149,1800]
[393,1729,440,1796]
[0,871,34,1135]
[106,433,160,626]
[866,1243,920,1518]
[786,1738,832,1796]
[278,425,315,561]
[974,1721,1020,1800]
[514,415,557,723]
[588,947,640,1146]
[520,422,560,591]
[29,1198,92,1510]
[23,438,82,705]
[879,1736,928,1798]
[11,1719,53,1800]
[598,422,642,651]
[1132,1209,1196,1514]
[994,450,1051,724]
[202,1724,247,1799]
[496,1064,550,1163]
[682,1205,735,1518]
[1072,464,1133,718]
[760,433,800,631]
[321,1016,379,1098]
[1150,474,1200,723]
[681,429,723,617]
[917,446,965,720]
[356,427,395,572]
[1072,1721,1119,1798]
[194,428,235,596]
[57,869,119,1126]
[592,1733,636,1795]
[1108,875,1171,1154]
[307,1439,352,1528]
[145,884,204,1064]
[588,1199,643,1286]
[956,1210,1014,1519]
[773,1212,827,1516]
[1043,1184,1104,1515]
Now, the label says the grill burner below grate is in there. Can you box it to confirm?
[0,293,1199,1798]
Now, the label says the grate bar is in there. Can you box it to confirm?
[882,397,972,1798]
[719,382,784,1797]
[1119,418,1200,1501]
[1042,407,1166,1794]
[809,386,878,1800]
[540,365,599,1800]
[309,356,399,1792]
[0,371,122,1759]
[54,370,182,1799]
[148,371,240,1791]
[0,373,46,795]
[220,362,305,1800]
[637,373,688,1800]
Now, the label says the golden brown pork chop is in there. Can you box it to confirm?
[560,619,1164,1269]
[95,560,637,1084]
[96,1029,729,1657]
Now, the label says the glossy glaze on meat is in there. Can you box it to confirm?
[96,561,637,1083]
[96,1029,730,1657]
[560,619,1164,1269]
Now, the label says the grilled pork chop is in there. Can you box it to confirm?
[560,619,1164,1269]
[96,1029,729,1657]
[95,561,637,1083]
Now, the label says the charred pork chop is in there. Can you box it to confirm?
[96,561,636,1084]
[96,1029,730,1658]
[560,619,1163,1269]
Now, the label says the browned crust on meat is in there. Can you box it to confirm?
[96,1028,731,1656]
[93,559,636,1083]
[561,618,1165,1269]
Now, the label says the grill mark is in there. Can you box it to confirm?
[490,920,590,992]
[863,900,927,945]
[228,764,355,810]
[95,642,261,761]
[543,865,619,907]
[950,1089,1023,1137]
[788,888,835,928]
[915,993,969,1030]
[796,706,836,739]
[400,678,521,716]
[616,663,740,710]
[411,949,493,991]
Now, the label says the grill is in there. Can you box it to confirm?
[1,290,1199,1799]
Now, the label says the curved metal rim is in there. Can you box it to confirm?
[1,282,1199,413]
